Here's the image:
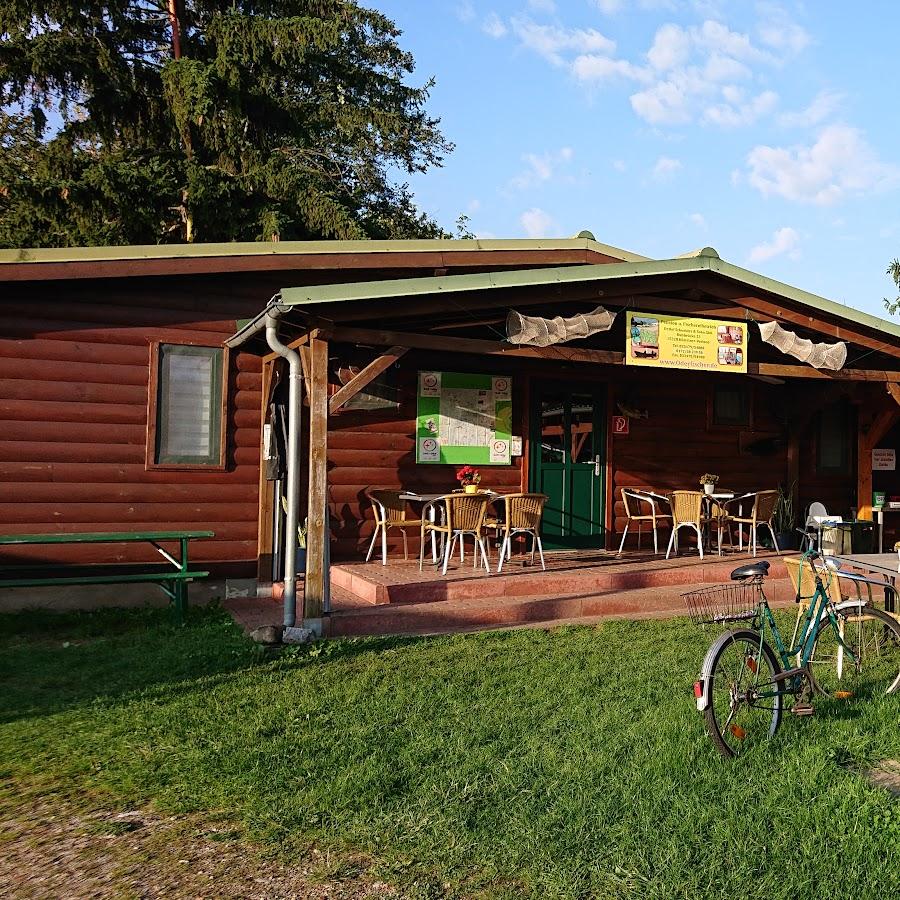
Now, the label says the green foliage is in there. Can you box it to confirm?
[0,1,452,246]
[886,259,900,315]
[2,608,899,898]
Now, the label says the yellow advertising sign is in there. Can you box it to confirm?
[625,311,748,373]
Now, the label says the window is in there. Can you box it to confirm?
[148,343,227,468]
[817,401,851,474]
[712,385,751,427]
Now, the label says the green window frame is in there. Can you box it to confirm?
[148,343,227,469]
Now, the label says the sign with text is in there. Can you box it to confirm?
[873,448,896,471]
[416,371,512,465]
[626,311,748,373]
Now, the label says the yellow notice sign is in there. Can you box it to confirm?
[626,311,748,373]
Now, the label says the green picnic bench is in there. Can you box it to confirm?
[0,531,214,624]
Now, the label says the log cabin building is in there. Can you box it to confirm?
[3,235,900,630]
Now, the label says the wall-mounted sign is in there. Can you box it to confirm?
[416,372,512,465]
[611,415,630,435]
[873,448,896,471]
[626,311,748,373]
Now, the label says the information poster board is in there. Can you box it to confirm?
[416,372,512,465]
[626,311,748,373]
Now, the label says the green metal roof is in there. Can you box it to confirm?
[266,248,900,342]
[0,235,648,266]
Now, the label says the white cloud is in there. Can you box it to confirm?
[509,147,575,191]
[572,54,650,83]
[689,212,707,228]
[612,159,627,172]
[648,23,691,71]
[520,207,558,237]
[748,226,800,263]
[704,88,778,127]
[756,2,811,55]
[592,0,624,12]
[652,155,683,180]
[511,18,615,66]
[527,0,557,11]
[745,124,900,205]
[778,89,844,128]
[482,13,507,39]
[455,1,475,24]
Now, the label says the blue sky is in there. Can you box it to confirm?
[376,0,900,319]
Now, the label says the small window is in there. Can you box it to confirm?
[712,386,751,426]
[148,343,227,468]
[817,402,850,473]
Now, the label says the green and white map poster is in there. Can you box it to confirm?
[416,372,512,465]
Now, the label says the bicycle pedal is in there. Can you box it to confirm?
[791,703,815,716]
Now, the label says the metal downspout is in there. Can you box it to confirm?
[264,313,302,628]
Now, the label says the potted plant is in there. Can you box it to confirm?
[772,483,797,551]
[699,473,719,496]
[456,465,481,493]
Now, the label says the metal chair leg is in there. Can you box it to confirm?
[666,526,677,559]
[381,524,388,565]
[442,533,456,575]
[695,523,704,560]
[365,526,379,562]
[535,534,546,571]
[402,529,408,561]
[617,521,629,556]
[477,537,491,573]
[496,534,510,573]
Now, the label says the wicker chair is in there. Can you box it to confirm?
[364,489,423,566]
[725,490,780,557]
[617,488,673,555]
[420,493,491,575]
[489,493,549,573]
[665,491,709,559]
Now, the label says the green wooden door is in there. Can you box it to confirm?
[529,384,605,549]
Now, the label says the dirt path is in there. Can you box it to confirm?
[0,781,395,899]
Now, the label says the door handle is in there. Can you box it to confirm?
[594,454,601,476]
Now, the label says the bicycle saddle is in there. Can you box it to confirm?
[730,561,770,581]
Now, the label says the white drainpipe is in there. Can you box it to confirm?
[264,312,302,628]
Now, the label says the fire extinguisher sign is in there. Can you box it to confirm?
[612,415,629,435]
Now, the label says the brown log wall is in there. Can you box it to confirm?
[0,279,264,572]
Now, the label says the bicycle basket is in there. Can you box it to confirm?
[682,582,760,625]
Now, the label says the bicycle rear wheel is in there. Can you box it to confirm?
[704,630,783,758]
[809,604,900,699]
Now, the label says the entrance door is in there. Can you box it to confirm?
[529,383,606,549]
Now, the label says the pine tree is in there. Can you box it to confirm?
[0,1,453,246]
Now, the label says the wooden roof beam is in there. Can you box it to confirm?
[329,346,408,414]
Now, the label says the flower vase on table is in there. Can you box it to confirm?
[456,465,481,494]
[700,474,719,496]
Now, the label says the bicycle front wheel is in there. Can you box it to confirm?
[704,630,783,758]
[809,604,900,699]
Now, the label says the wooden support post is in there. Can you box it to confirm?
[304,332,329,621]
[329,346,408,414]
[857,404,899,520]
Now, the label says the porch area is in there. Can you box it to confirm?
[319,548,792,636]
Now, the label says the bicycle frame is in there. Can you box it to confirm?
[696,551,858,711]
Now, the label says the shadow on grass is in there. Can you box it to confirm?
[0,605,437,726]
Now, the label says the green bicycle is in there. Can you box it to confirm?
[688,550,900,757]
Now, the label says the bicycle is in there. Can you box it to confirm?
[687,549,900,757]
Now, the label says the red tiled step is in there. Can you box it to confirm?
[326,578,798,638]
[330,554,789,606]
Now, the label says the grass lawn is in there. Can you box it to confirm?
[1,605,899,899]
